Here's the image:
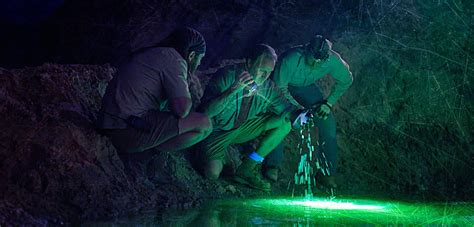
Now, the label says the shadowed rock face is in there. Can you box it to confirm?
[0,64,131,224]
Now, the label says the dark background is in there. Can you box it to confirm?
[0,0,473,224]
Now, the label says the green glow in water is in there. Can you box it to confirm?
[214,197,474,225]
[288,199,384,210]
[86,197,474,225]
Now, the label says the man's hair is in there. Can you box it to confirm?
[133,27,206,59]
[159,27,206,58]
[246,44,277,63]
[308,35,331,60]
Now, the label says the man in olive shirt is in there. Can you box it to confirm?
[198,44,296,191]
[271,35,353,189]
[98,27,212,154]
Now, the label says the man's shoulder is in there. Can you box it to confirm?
[280,46,305,60]
[145,47,182,58]
[208,63,243,89]
[134,47,186,67]
[328,50,350,69]
[214,63,243,79]
[260,79,281,94]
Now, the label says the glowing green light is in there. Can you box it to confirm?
[86,197,474,225]
[289,200,384,210]
[213,197,474,225]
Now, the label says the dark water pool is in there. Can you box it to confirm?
[87,197,474,226]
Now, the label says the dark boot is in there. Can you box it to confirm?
[234,158,271,192]
[263,166,279,183]
[316,171,338,192]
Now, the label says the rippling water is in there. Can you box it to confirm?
[86,197,474,226]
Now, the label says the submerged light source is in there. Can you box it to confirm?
[289,200,384,210]
[256,198,388,212]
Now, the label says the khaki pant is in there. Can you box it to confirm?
[103,111,179,153]
[197,114,274,163]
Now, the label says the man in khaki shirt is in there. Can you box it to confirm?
[270,35,353,189]
[98,27,212,154]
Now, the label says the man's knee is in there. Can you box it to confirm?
[318,120,336,138]
[203,159,223,180]
[267,115,291,134]
[197,114,212,137]
[195,113,212,131]
[279,117,291,134]
[265,115,289,131]
[184,112,212,134]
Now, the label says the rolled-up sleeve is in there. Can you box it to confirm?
[199,67,235,110]
[326,54,353,105]
[163,58,191,99]
[273,55,292,101]
[267,81,295,116]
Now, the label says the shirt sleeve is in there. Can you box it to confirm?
[163,57,192,99]
[273,55,291,99]
[267,81,295,115]
[199,67,235,108]
[326,53,353,105]
[273,51,305,109]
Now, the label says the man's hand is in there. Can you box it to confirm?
[313,101,332,120]
[291,109,314,129]
[231,71,254,92]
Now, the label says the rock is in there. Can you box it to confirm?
[0,64,153,224]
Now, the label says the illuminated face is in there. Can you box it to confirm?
[250,57,275,85]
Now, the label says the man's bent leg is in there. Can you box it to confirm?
[197,130,236,180]
[262,143,284,182]
[290,85,338,188]
[233,115,291,190]
[156,112,212,152]
[264,143,284,167]
[104,111,181,153]
[255,116,292,157]
[314,112,337,176]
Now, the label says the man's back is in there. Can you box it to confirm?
[99,47,190,129]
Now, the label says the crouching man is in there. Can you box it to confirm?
[97,27,212,154]
[197,44,297,192]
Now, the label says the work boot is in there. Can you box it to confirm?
[316,172,338,192]
[234,158,271,192]
[325,175,338,189]
[263,166,279,183]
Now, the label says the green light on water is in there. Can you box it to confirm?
[254,197,388,211]
[214,197,474,225]
[87,197,474,225]
[289,200,384,210]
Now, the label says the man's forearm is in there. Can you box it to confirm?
[202,88,238,118]
[326,80,352,105]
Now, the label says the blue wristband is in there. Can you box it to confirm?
[248,151,264,163]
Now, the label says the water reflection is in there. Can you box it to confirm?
[86,198,474,226]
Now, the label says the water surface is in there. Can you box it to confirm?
[88,197,474,226]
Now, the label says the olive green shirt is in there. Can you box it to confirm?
[273,46,353,106]
[201,64,292,131]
